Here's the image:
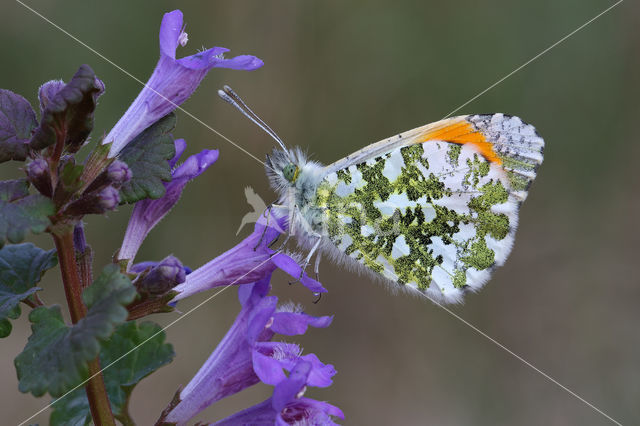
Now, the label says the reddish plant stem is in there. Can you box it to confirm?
[48,127,66,186]
[53,229,115,426]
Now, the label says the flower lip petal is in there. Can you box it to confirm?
[270,253,327,293]
[159,10,184,60]
[300,353,336,388]
[251,348,288,386]
[272,360,312,412]
[172,149,219,180]
[245,296,277,343]
[175,47,228,70]
[169,138,187,168]
[271,311,333,336]
[297,397,345,420]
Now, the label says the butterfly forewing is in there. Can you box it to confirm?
[315,114,543,303]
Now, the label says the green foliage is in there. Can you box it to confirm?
[0,180,55,247]
[117,113,176,204]
[0,89,38,163]
[0,243,57,337]
[60,161,85,192]
[30,64,102,152]
[50,321,175,426]
[15,265,137,397]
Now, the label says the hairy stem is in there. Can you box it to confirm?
[53,229,115,426]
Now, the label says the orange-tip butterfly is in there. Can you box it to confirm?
[220,86,544,303]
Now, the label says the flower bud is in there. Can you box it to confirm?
[97,186,120,211]
[84,160,132,194]
[38,79,65,114]
[106,160,132,186]
[64,185,120,216]
[26,158,52,197]
[134,255,186,295]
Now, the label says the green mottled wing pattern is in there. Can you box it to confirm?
[315,114,543,303]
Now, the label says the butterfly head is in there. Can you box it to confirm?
[265,148,303,190]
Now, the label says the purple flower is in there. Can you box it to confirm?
[118,139,218,264]
[171,211,326,302]
[212,359,344,426]
[161,280,334,425]
[104,10,263,157]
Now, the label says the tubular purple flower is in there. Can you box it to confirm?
[118,139,218,264]
[104,9,263,157]
[212,359,344,426]
[162,280,334,425]
[171,212,326,302]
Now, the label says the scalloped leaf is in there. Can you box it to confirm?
[117,113,176,204]
[0,89,38,163]
[30,64,102,153]
[0,243,57,338]
[15,264,137,397]
[0,179,54,247]
[50,321,174,425]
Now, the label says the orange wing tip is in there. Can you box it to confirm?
[417,117,502,165]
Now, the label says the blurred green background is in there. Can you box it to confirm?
[1,0,638,424]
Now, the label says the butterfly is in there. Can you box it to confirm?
[219,86,544,304]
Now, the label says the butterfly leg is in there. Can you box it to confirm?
[254,203,288,251]
[272,204,298,253]
[289,235,322,285]
[314,252,322,282]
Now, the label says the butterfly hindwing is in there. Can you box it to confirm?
[315,114,544,303]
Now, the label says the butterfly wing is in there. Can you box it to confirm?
[316,114,544,303]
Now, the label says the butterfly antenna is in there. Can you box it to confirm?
[218,85,288,152]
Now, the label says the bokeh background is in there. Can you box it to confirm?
[1,1,638,424]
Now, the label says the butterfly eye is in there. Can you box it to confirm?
[282,164,299,182]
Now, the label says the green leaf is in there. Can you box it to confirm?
[15,264,137,397]
[0,89,38,163]
[0,179,55,247]
[0,243,57,338]
[59,160,85,196]
[50,321,175,426]
[30,65,102,153]
[117,113,176,204]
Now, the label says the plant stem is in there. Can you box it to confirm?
[53,229,116,426]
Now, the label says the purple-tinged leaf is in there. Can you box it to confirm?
[0,180,54,247]
[30,64,103,153]
[0,89,37,163]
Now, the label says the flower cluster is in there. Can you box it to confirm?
[160,276,342,425]
[127,199,342,423]
[0,8,342,425]
[111,10,342,425]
